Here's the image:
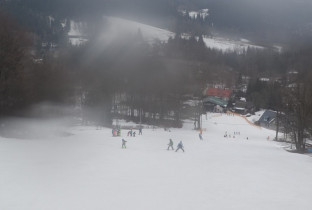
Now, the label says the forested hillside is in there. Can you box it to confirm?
[1,0,312,144]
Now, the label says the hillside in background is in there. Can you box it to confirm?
[2,0,312,48]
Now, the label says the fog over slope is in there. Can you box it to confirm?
[7,0,312,45]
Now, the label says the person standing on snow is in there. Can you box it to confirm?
[139,127,142,135]
[199,133,203,140]
[167,139,174,150]
[122,139,127,149]
[175,141,185,152]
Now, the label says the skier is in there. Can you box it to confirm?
[122,139,127,149]
[167,139,174,150]
[175,141,185,152]
[199,133,203,140]
[133,131,136,137]
[139,127,142,135]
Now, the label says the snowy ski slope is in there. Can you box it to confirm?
[0,113,311,210]
[69,17,267,52]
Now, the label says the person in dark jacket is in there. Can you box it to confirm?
[122,139,127,149]
[175,141,184,152]
[167,139,174,150]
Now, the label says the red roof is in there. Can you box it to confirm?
[206,88,232,98]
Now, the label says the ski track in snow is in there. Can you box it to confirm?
[0,113,312,210]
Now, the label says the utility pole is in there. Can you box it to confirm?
[275,110,279,141]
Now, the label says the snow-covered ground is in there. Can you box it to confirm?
[103,17,175,44]
[1,113,312,210]
[68,20,88,46]
[100,17,265,52]
[67,16,281,52]
[189,9,209,19]
[203,36,264,53]
[179,9,209,20]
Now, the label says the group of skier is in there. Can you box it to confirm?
[121,137,185,152]
[168,139,185,152]
[127,129,135,137]
[121,127,185,152]
[126,127,143,137]
[120,128,143,148]
[112,128,121,137]
[224,131,242,139]
[223,131,250,140]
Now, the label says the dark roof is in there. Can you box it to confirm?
[258,110,276,123]
[203,96,228,107]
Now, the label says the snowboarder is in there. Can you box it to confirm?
[175,141,185,152]
[167,139,174,150]
[122,139,127,149]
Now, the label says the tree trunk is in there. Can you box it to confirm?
[297,128,304,153]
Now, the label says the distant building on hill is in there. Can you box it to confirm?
[203,87,232,101]
[233,100,246,114]
[202,87,232,112]
[256,110,277,129]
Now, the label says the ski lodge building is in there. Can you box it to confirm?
[202,88,232,112]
